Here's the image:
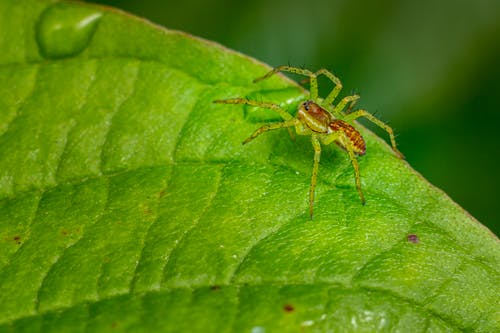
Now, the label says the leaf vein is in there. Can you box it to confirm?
[129,167,175,293]
[160,163,225,286]
[229,203,306,283]
[0,65,40,140]
[54,60,98,181]
[97,60,141,175]
[5,192,43,262]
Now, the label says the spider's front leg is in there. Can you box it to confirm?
[342,109,404,158]
[297,68,345,109]
[213,98,292,121]
[308,69,344,106]
[253,66,320,100]
[242,119,299,145]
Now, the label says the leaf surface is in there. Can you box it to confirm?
[0,1,498,332]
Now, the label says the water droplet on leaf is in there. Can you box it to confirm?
[36,3,102,58]
[250,326,265,333]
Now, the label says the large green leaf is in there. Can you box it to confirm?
[0,0,498,332]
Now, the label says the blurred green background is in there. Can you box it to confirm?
[88,0,500,236]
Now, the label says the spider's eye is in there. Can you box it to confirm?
[303,102,310,111]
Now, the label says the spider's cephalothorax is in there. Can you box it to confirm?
[214,66,403,218]
[298,100,366,156]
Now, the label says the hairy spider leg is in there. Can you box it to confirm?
[213,98,292,121]
[342,135,365,205]
[321,130,366,206]
[298,68,344,109]
[253,66,319,100]
[344,97,359,114]
[242,119,300,145]
[309,128,366,218]
[311,69,343,106]
[333,94,361,114]
[342,109,404,158]
[310,133,321,219]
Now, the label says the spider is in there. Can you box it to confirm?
[214,66,403,218]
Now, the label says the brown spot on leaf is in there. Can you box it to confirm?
[283,304,295,313]
[13,235,21,245]
[407,234,419,243]
[210,285,221,291]
[159,189,167,198]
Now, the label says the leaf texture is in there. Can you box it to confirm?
[0,1,498,332]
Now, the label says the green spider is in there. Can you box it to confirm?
[214,66,403,218]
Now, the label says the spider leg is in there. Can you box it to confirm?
[253,66,319,100]
[321,132,365,205]
[333,94,360,114]
[298,68,345,107]
[214,98,292,121]
[310,133,321,219]
[344,96,359,114]
[243,118,299,145]
[342,109,404,158]
[312,69,344,106]
[342,133,366,205]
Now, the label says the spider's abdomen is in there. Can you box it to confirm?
[329,120,366,155]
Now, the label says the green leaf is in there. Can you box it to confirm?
[0,0,498,332]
